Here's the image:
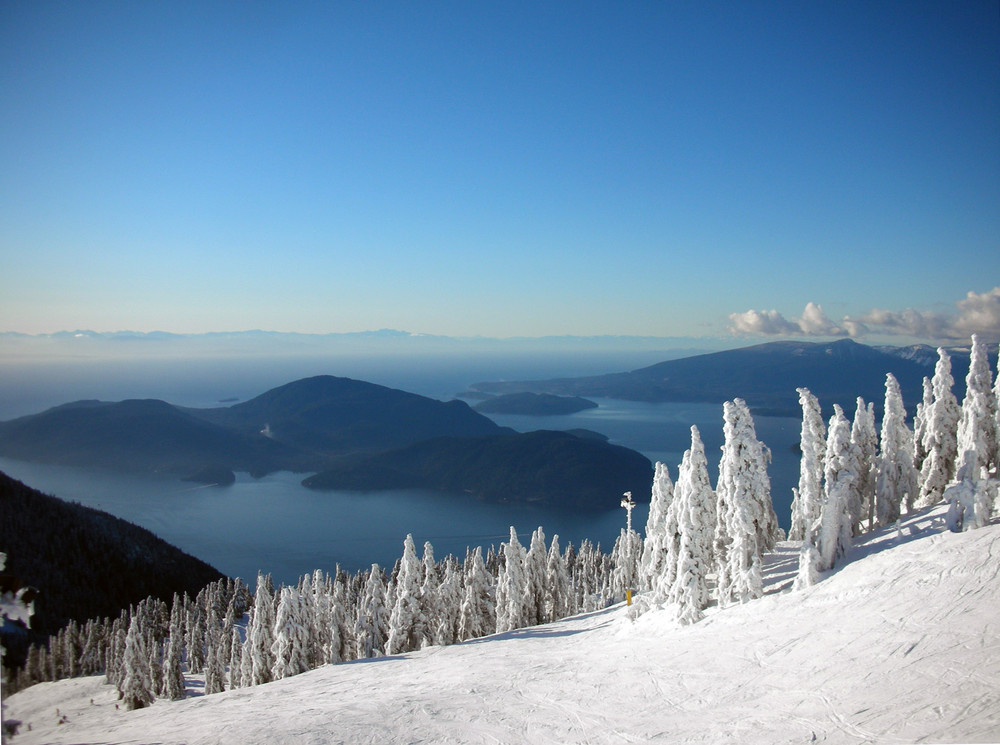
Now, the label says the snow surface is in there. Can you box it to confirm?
[6,504,1000,744]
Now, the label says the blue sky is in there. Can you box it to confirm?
[1,1,998,340]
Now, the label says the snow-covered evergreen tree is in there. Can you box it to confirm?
[850,397,878,533]
[119,615,153,711]
[956,334,999,481]
[913,376,933,472]
[247,572,276,686]
[789,388,826,541]
[433,559,463,646]
[523,527,550,627]
[715,399,777,606]
[458,547,494,641]
[163,596,185,701]
[495,527,528,633]
[917,348,961,507]
[876,374,919,524]
[544,535,571,624]
[639,462,675,591]
[387,535,424,654]
[668,426,716,623]
[227,624,243,689]
[271,586,309,680]
[355,565,389,658]
[817,404,856,571]
[609,527,642,605]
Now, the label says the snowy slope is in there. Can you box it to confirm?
[7,505,999,745]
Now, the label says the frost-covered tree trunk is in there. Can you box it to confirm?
[817,405,856,571]
[789,388,826,541]
[956,334,999,481]
[669,426,716,623]
[639,462,675,591]
[850,397,878,533]
[876,374,918,524]
[715,400,774,606]
[387,535,423,654]
[119,615,153,711]
[917,348,961,507]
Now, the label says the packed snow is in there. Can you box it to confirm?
[7,503,999,744]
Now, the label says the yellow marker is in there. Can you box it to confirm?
[626,589,632,606]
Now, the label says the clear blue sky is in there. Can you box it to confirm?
[1,1,998,339]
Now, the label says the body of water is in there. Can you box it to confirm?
[0,399,801,587]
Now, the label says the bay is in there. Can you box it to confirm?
[0,398,800,587]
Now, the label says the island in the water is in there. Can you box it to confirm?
[473,392,598,416]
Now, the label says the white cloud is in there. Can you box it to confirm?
[729,287,1000,342]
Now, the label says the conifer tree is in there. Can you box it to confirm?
[524,527,549,626]
[850,397,878,533]
[247,572,276,686]
[715,399,775,605]
[917,348,961,507]
[639,462,675,590]
[120,615,153,711]
[433,559,463,646]
[163,597,185,701]
[544,535,571,624]
[227,624,243,689]
[913,376,934,472]
[356,565,389,658]
[817,404,856,571]
[789,388,826,541]
[458,547,494,641]
[876,374,918,524]
[387,535,424,654]
[271,586,309,680]
[415,542,439,649]
[956,334,999,481]
[669,426,716,623]
[495,527,528,632]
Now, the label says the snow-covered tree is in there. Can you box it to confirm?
[246,572,276,686]
[271,586,310,680]
[355,565,389,658]
[387,535,424,654]
[816,404,856,571]
[495,527,528,633]
[162,596,185,701]
[850,397,878,533]
[639,462,675,591]
[956,334,999,481]
[119,615,153,711]
[917,348,961,507]
[544,535,571,624]
[668,426,716,623]
[715,399,777,606]
[875,374,918,524]
[913,376,934,472]
[789,388,826,541]
[609,527,642,605]
[227,624,243,690]
[433,559,463,646]
[458,547,494,641]
[524,527,549,627]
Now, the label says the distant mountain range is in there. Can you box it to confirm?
[0,376,652,508]
[472,339,972,417]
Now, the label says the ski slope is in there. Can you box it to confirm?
[6,504,999,744]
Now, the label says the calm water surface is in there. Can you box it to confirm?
[0,399,800,586]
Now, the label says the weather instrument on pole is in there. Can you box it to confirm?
[621,491,636,605]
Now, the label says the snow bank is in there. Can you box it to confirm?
[7,505,999,744]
